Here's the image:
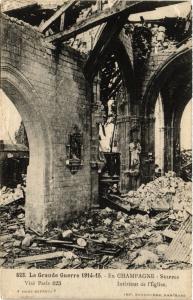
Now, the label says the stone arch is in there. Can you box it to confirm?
[88,36,138,196]
[111,38,136,107]
[142,46,192,115]
[85,37,135,103]
[141,46,192,179]
[1,64,53,233]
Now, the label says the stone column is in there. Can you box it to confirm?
[164,122,180,174]
[90,76,104,208]
[116,115,142,192]
[116,115,130,192]
[141,115,155,183]
[172,117,181,175]
[164,124,175,172]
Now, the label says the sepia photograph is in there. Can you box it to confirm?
[0,0,192,298]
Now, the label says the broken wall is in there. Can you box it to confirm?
[1,13,91,232]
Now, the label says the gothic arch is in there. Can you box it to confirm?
[141,45,192,178]
[88,36,137,196]
[1,64,53,233]
[142,46,192,116]
[85,37,135,101]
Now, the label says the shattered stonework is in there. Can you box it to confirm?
[0,172,191,269]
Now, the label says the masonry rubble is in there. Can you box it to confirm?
[108,171,191,215]
[180,149,192,181]
[0,174,26,207]
[0,170,191,269]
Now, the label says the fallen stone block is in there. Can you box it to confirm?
[13,227,25,239]
[103,218,112,226]
[22,234,33,247]
[156,244,169,255]
[77,238,87,247]
[13,240,21,247]
[17,213,25,219]
[132,250,159,266]
[62,230,73,239]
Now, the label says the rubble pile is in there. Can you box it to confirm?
[0,204,191,269]
[0,184,25,206]
[117,172,191,217]
[132,25,152,66]
[181,149,192,166]
[0,173,191,269]
[180,149,192,181]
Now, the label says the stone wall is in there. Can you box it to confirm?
[1,13,91,232]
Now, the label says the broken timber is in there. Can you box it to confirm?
[45,1,138,43]
[103,195,131,214]
[35,238,85,249]
[14,251,66,264]
[39,0,77,33]
[45,1,182,43]
[85,15,128,79]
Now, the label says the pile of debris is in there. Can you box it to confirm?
[181,149,192,166]
[180,149,192,181]
[109,171,191,218]
[0,184,25,207]
[0,172,191,269]
[0,203,191,269]
[0,207,191,269]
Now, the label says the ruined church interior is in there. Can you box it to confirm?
[0,0,192,269]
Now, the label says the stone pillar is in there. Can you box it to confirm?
[159,127,165,174]
[90,76,104,208]
[164,124,176,172]
[172,118,181,175]
[116,115,142,192]
[141,115,155,183]
[116,115,130,192]
[164,124,180,173]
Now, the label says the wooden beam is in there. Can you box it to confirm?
[84,13,129,80]
[14,251,66,264]
[97,0,102,11]
[39,0,77,33]
[45,1,182,43]
[45,1,136,43]
[60,12,65,31]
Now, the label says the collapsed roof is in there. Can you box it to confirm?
[2,0,188,37]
